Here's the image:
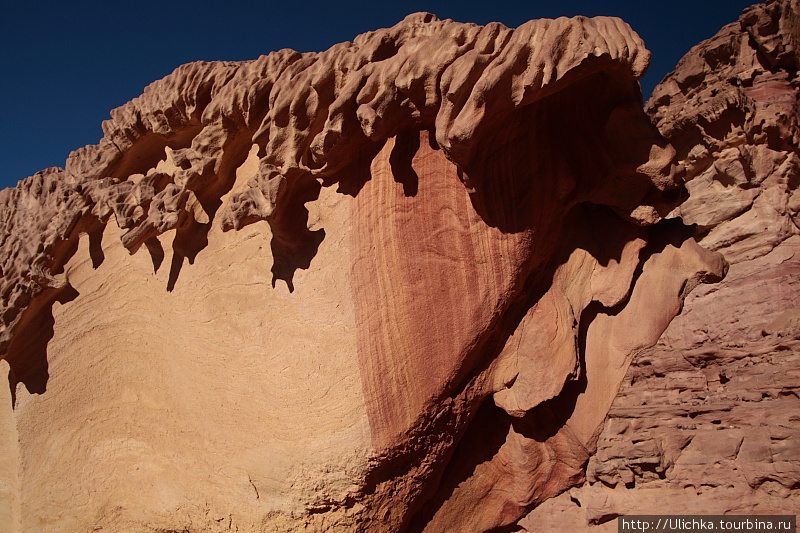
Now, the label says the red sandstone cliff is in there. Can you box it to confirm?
[0,2,794,532]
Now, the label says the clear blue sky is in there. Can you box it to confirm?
[1,0,755,191]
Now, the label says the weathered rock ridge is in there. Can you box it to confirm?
[0,3,789,532]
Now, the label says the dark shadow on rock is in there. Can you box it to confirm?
[575,203,647,267]
[6,283,79,408]
[513,298,604,442]
[144,237,165,274]
[167,253,184,293]
[86,218,106,269]
[642,215,699,256]
[88,229,105,269]
[427,128,440,151]
[154,131,253,292]
[464,69,675,236]
[268,173,325,292]
[327,140,385,197]
[406,399,512,532]
[390,129,420,197]
[174,219,211,266]
[166,212,212,292]
[50,214,107,275]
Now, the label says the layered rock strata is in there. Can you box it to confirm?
[0,11,729,533]
[521,0,800,529]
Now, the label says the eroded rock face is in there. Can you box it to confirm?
[0,11,726,533]
[521,0,800,529]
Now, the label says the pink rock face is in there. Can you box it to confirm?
[0,10,728,533]
[521,0,800,528]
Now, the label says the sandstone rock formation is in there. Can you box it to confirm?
[0,5,779,532]
[521,0,800,529]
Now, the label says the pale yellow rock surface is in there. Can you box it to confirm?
[0,361,20,532]
[15,159,370,531]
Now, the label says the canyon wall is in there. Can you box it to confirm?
[0,2,793,532]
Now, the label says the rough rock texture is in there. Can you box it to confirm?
[0,10,733,533]
[520,0,800,529]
